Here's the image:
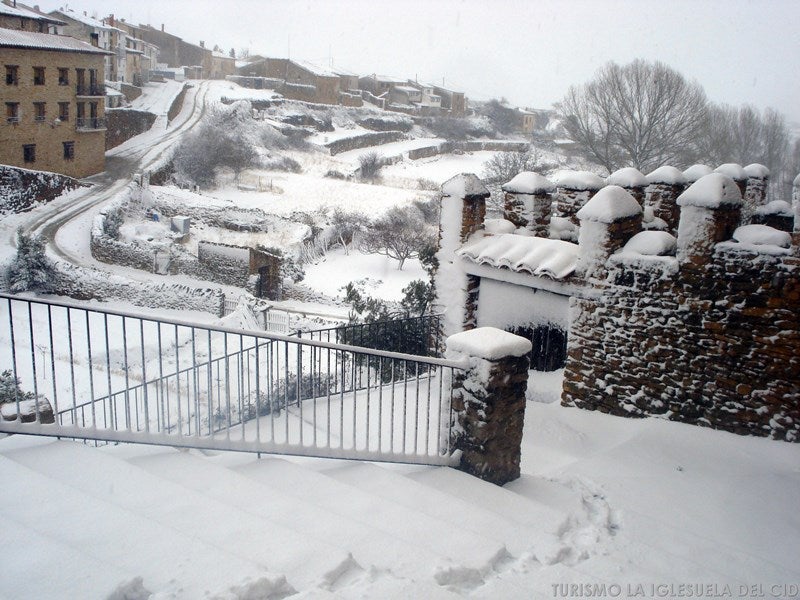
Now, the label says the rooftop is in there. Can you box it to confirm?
[50,7,124,32]
[0,2,64,24]
[458,233,579,280]
[0,29,113,54]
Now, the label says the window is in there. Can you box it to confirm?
[58,68,69,86]
[6,102,19,123]
[33,102,46,122]
[5,65,18,86]
[63,141,75,160]
[58,102,69,122]
[23,144,36,163]
[33,66,45,85]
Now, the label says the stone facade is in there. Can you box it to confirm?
[0,38,109,177]
[105,108,156,149]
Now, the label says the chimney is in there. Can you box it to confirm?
[676,173,742,268]
[199,41,204,48]
[161,23,165,32]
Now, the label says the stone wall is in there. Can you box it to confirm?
[167,84,189,123]
[0,165,84,215]
[325,131,407,155]
[105,109,157,150]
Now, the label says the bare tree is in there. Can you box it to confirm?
[556,59,708,172]
[482,148,556,184]
[360,206,436,270]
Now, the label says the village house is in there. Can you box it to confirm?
[0,26,111,177]
[108,17,159,85]
[48,7,125,83]
[0,1,62,33]
[210,50,235,80]
[135,24,211,79]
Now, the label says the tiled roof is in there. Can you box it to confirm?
[0,29,112,54]
[0,3,64,24]
[457,234,578,280]
[50,8,123,32]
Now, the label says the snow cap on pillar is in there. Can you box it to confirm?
[646,166,687,186]
[682,164,713,183]
[501,172,555,194]
[677,173,743,209]
[441,173,490,199]
[605,167,648,188]
[576,185,643,223]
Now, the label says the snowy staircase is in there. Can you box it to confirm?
[0,436,601,599]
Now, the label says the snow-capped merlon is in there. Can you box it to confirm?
[646,166,687,186]
[619,231,677,256]
[605,167,648,188]
[501,172,555,194]
[732,224,792,248]
[714,163,747,181]
[576,185,642,223]
[551,170,605,190]
[446,326,532,360]
[484,219,517,234]
[677,173,742,208]
[755,200,793,217]
[682,164,713,183]
[457,233,578,279]
[744,163,770,179]
[441,173,490,198]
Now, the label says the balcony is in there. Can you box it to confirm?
[76,84,104,97]
[76,117,106,131]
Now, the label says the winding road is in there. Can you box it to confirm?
[18,81,213,266]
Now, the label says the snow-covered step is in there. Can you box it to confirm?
[0,439,348,593]
[232,455,511,570]
[126,447,471,578]
[0,451,272,599]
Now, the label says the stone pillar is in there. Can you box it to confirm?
[446,327,532,486]
[552,171,606,240]
[606,167,648,207]
[744,163,770,209]
[501,171,555,237]
[676,173,743,267]
[575,185,643,281]
[714,163,748,198]
[793,174,800,249]
[644,166,687,234]
[436,174,491,338]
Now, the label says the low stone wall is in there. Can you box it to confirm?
[167,84,189,123]
[408,140,527,161]
[119,82,142,102]
[0,165,84,214]
[325,131,407,155]
[52,261,225,316]
[105,109,157,150]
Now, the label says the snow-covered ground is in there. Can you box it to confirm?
[1,373,797,599]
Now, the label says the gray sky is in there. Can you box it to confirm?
[39,0,800,125]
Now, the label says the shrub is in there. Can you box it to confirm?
[5,229,53,293]
[102,206,125,238]
[358,151,384,181]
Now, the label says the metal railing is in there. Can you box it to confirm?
[76,117,106,131]
[76,84,104,96]
[0,294,462,465]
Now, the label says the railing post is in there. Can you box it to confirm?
[446,327,531,485]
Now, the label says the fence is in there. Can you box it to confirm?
[0,294,462,465]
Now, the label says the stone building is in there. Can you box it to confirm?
[0,1,62,33]
[0,28,110,177]
[136,24,211,79]
[435,168,800,442]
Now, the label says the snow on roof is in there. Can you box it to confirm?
[551,170,605,190]
[393,85,421,94]
[605,167,648,188]
[446,327,532,360]
[52,8,123,32]
[501,172,555,195]
[0,29,112,54]
[457,233,578,280]
[744,163,770,179]
[677,173,742,208]
[212,51,234,60]
[682,164,713,182]
[714,163,747,181]
[441,173,489,198]
[1,3,64,23]
[297,60,337,78]
[646,166,686,185]
[619,231,677,256]
[755,200,793,217]
[576,185,642,223]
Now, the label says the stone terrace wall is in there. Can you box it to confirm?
[0,165,84,214]
[106,109,157,150]
[562,248,800,442]
[325,131,407,155]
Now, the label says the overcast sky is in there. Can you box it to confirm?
[38,0,800,125]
